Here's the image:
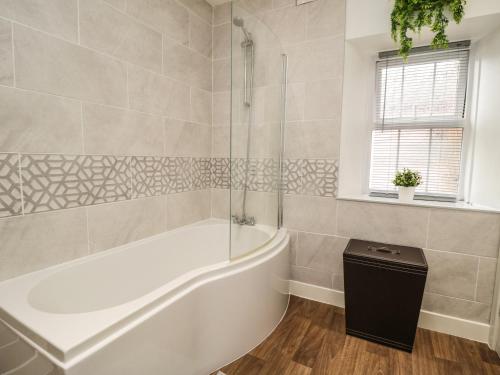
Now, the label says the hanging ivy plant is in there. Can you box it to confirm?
[391,0,467,59]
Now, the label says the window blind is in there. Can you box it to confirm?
[370,45,470,200]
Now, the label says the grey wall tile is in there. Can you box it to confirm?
[428,209,500,257]
[166,189,210,229]
[189,12,212,57]
[211,126,230,158]
[192,158,211,190]
[0,208,88,281]
[291,265,332,289]
[0,331,35,372]
[190,88,212,126]
[128,64,190,120]
[210,158,230,189]
[0,86,82,154]
[178,0,213,25]
[87,196,166,252]
[21,154,131,213]
[261,6,307,46]
[337,200,429,248]
[0,153,22,218]
[304,79,343,120]
[14,25,127,106]
[126,0,189,44]
[104,0,126,11]
[212,91,230,127]
[213,58,230,92]
[424,249,479,300]
[213,3,230,26]
[477,257,497,305]
[283,194,337,235]
[306,0,345,40]
[83,103,164,156]
[0,19,13,86]
[0,0,78,42]
[210,188,229,219]
[165,157,193,193]
[213,23,230,59]
[79,0,162,73]
[421,292,491,324]
[285,120,340,159]
[296,232,348,276]
[165,120,211,157]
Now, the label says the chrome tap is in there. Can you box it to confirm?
[232,214,256,226]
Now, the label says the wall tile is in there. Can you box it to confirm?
[0,87,82,154]
[296,232,348,275]
[162,38,212,91]
[104,0,126,11]
[291,265,332,289]
[211,126,230,158]
[211,158,230,189]
[428,209,500,257]
[164,157,193,193]
[14,25,127,106]
[192,158,211,190]
[212,91,231,126]
[285,83,305,121]
[0,208,88,281]
[128,64,190,119]
[189,12,212,57]
[165,120,211,157]
[213,23,230,59]
[79,0,162,73]
[87,196,166,252]
[304,79,343,120]
[178,0,213,25]
[0,153,22,218]
[421,292,491,324]
[0,19,13,86]
[0,332,35,372]
[337,200,428,248]
[83,103,164,156]
[21,154,131,213]
[166,189,210,229]
[477,257,497,305]
[210,188,229,219]
[0,0,78,42]
[213,58,230,92]
[306,0,345,40]
[190,88,212,125]
[261,6,307,46]
[285,120,340,159]
[126,0,189,45]
[214,3,230,26]
[283,159,304,194]
[283,194,337,235]
[423,249,479,300]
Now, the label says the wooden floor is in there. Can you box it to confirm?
[215,296,500,375]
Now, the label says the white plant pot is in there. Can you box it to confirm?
[398,186,416,202]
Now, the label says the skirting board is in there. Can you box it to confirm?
[289,280,490,344]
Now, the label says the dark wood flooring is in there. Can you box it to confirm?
[215,296,500,375]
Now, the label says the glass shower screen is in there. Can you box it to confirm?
[229,2,287,259]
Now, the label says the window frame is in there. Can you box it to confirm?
[367,44,473,202]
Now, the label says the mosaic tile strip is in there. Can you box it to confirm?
[21,155,131,213]
[165,157,192,193]
[301,159,338,197]
[131,156,164,198]
[0,153,22,218]
[193,158,211,190]
[283,159,304,195]
[211,158,230,189]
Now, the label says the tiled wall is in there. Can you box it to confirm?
[0,0,213,281]
[212,0,500,325]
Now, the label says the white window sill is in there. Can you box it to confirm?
[336,194,500,214]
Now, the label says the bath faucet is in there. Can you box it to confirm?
[232,214,256,226]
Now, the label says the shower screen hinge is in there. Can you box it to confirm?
[296,0,317,5]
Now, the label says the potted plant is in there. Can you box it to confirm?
[393,169,422,202]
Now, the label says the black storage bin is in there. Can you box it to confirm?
[343,239,428,352]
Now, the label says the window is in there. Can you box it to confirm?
[369,44,470,200]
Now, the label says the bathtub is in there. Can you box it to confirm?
[0,220,290,375]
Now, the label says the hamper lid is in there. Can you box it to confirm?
[343,239,428,270]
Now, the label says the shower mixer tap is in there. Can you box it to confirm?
[232,214,256,226]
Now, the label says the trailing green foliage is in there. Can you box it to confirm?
[393,168,422,187]
[391,0,466,59]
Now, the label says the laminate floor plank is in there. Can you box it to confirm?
[216,296,500,375]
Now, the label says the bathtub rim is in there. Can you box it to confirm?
[0,221,289,369]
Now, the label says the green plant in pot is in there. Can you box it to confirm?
[391,0,467,59]
[393,169,422,202]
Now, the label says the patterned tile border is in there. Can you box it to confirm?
[0,153,338,218]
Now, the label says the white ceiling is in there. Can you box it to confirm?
[206,0,230,6]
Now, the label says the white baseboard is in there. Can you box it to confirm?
[289,280,490,344]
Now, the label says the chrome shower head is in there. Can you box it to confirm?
[233,17,252,43]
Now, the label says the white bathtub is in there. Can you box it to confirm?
[0,220,290,375]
